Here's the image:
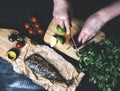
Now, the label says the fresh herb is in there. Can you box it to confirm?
[77,37,120,91]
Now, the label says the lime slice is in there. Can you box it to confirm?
[56,25,66,35]
[50,36,57,47]
[56,35,65,44]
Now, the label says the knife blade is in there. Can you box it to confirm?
[69,33,78,52]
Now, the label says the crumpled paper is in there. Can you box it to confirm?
[7,38,84,91]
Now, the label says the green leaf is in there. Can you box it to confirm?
[77,36,120,91]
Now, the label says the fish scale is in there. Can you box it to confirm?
[25,53,72,85]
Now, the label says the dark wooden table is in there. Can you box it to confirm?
[0,0,120,91]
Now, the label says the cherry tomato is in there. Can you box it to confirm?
[28,29,35,35]
[31,17,37,23]
[24,23,30,29]
[34,23,40,29]
[16,42,24,49]
[37,29,44,35]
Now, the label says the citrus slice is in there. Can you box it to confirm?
[56,25,66,35]
[50,36,57,47]
[56,35,65,44]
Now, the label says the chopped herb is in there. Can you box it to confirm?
[77,37,120,91]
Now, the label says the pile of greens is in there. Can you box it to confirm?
[77,37,120,91]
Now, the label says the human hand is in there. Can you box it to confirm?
[53,0,72,35]
[78,0,120,44]
[78,12,106,44]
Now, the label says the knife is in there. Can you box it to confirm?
[69,32,78,52]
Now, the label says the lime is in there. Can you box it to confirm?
[56,35,65,44]
[56,25,66,35]
[50,36,57,47]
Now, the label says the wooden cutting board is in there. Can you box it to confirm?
[44,18,105,60]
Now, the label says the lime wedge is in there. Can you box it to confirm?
[56,35,65,44]
[50,36,57,47]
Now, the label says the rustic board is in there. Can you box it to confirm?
[0,29,19,63]
[0,28,85,91]
[44,18,105,60]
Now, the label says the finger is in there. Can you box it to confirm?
[58,21,64,29]
[78,30,86,43]
[54,16,59,24]
[78,27,87,43]
[64,20,71,35]
[54,16,65,29]
[88,33,96,41]
[82,34,90,44]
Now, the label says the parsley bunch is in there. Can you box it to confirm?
[77,37,120,91]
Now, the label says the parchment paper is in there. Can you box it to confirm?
[6,38,84,91]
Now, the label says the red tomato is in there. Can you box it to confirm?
[34,23,40,29]
[16,42,24,48]
[37,29,44,35]
[31,17,37,23]
[28,29,35,35]
[24,23,30,29]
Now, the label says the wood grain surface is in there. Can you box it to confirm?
[0,29,19,63]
